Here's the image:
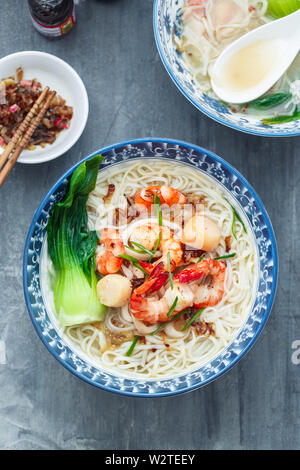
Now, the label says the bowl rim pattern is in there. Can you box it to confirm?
[23,138,278,397]
[153,0,300,137]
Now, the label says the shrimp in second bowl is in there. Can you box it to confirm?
[96,228,125,275]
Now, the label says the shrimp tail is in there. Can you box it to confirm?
[130,292,147,319]
[138,261,154,275]
[130,290,169,323]
[135,262,168,296]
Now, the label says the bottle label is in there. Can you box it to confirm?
[31,7,75,37]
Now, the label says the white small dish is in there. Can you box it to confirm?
[0,51,89,164]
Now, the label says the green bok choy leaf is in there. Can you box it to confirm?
[47,155,107,326]
[267,0,300,18]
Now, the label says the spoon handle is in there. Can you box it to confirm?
[285,9,300,38]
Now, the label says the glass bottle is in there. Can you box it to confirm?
[28,0,75,38]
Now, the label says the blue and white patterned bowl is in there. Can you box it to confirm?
[154,0,300,137]
[23,138,278,397]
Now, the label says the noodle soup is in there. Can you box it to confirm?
[175,0,300,125]
[41,159,258,379]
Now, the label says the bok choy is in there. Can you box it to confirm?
[47,155,107,326]
[267,0,300,18]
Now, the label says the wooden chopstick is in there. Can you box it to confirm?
[0,89,56,189]
[0,86,50,171]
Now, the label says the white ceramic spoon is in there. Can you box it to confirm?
[211,9,300,104]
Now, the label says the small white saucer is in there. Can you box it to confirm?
[0,51,89,164]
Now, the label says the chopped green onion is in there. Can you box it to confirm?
[232,213,237,240]
[126,235,162,262]
[233,209,247,233]
[150,323,166,336]
[214,253,236,260]
[172,308,191,321]
[130,241,154,257]
[168,296,178,319]
[149,231,162,262]
[158,212,163,226]
[225,198,247,239]
[118,253,141,263]
[125,244,144,254]
[262,107,300,125]
[181,307,206,332]
[167,251,174,289]
[118,254,149,277]
[154,191,163,226]
[126,335,139,356]
[197,253,205,263]
[150,308,191,336]
[250,93,291,110]
[153,191,160,204]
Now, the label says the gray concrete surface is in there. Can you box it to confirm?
[0,0,300,450]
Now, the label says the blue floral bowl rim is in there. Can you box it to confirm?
[23,137,278,397]
[153,0,300,138]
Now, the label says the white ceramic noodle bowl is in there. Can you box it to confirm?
[211,9,300,104]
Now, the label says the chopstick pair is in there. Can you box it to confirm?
[0,87,56,188]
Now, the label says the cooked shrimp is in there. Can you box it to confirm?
[130,292,169,323]
[129,222,183,271]
[134,262,169,297]
[130,258,194,323]
[128,222,184,323]
[188,0,206,9]
[96,228,125,275]
[209,0,245,28]
[131,280,194,323]
[185,0,206,23]
[134,185,186,210]
[174,258,226,309]
[130,262,169,323]
[154,225,183,271]
[187,0,243,25]
[130,258,225,324]
[128,222,161,252]
[184,0,246,42]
